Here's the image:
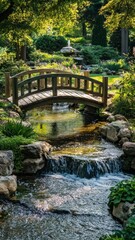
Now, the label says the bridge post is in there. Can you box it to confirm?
[83,70,90,89]
[52,76,57,96]
[5,72,11,97]
[12,77,18,105]
[102,76,108,107]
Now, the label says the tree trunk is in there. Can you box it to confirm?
[121,28,129,55]
[20,45,27,61]
[82,22,87,38]
[16,43,20,60]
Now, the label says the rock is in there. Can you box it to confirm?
[106,125,118,142]
[100,125,108,137]
[112,202,135,223]
[0,151,14,176]
[0,175,17,197]
[107,115,115,122]
[100,119,131,145]
[20,141,52,174]
[20,141,52,159]
[22,158,45,174]
[119,137,129,145]
[114,114,128,122]
[111,120,129,131]
[118,128,132,139]
[122,142,135,156]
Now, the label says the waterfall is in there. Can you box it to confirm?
[44,155,122,179]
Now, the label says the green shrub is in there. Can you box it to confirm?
[0,121,36,138]
[108,178,135,210]
[0,136,35,171]
[35,35,67,53]
[80,45,119,65]
[0,59,30,89]
[123,216,135,240]
[111,65,135,118]
[100,235,124,240]
[29,50,74,67]
[102,60,121,73]
[81,47,99,64]
[100,216,135,240]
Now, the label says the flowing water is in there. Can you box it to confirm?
[0,106,131,240]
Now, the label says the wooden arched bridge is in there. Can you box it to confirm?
[5,69,108,111]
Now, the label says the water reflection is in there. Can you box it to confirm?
[28,106,102,141]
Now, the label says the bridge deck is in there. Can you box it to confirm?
[16,89,103,110]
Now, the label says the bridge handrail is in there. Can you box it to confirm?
[17,73,103,88]
[10,69,70,79]
[5,68,71,98]
[12,73,108,107]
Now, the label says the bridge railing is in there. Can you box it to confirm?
[12,73,108,107]
[5,68,70,98]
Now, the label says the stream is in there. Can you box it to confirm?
[0,106,131,240]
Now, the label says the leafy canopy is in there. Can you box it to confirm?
[100,0,135,31]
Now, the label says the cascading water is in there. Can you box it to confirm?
[46,139,123,178]
[0,107,131,240]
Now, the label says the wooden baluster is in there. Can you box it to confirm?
[69,77,72,88]
[21,75,23,82]
[40,71,45,89]
[5,72,11,97]
[52,76,57,96]
[37,79,40,91]
[91,82,94,93]
[21,86,24,96]
[12,77,18,105]
[28,82,32,93]
[77,78,80,90]
[84,70,90,90]
[99,85,102,95]
[102,76,108,107]
[45,78,48,89]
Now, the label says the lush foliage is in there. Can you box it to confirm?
[100,215,135,240]
[111,64,135,117]
[0,121,36,138]
[100,235,124,240]
[100,0,135,31]
[35,35,67,53]
[101,177,135,240]
[0,135,35,171]
[29,50,74,67]
[123,216,135,240]
[108,177,135,209]
[80,45,119,64]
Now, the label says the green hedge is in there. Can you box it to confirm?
[35,35,67,53]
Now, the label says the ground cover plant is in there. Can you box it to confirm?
[100,177,135,240]
[108,177,135,210]
[0,101,37,171]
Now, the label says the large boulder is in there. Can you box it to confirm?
[20,141,52,174]
[0,175,17,197]
[122,142,135,156]
[100,115,131,145]
[112,202,135,223]
[22,158,45,174]
[106,125,118,143]
[0,151,14,176]
[122,142,135,172]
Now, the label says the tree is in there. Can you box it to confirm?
[0,0,84,60]
[78,0,107,46]
[100,0,135,31]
